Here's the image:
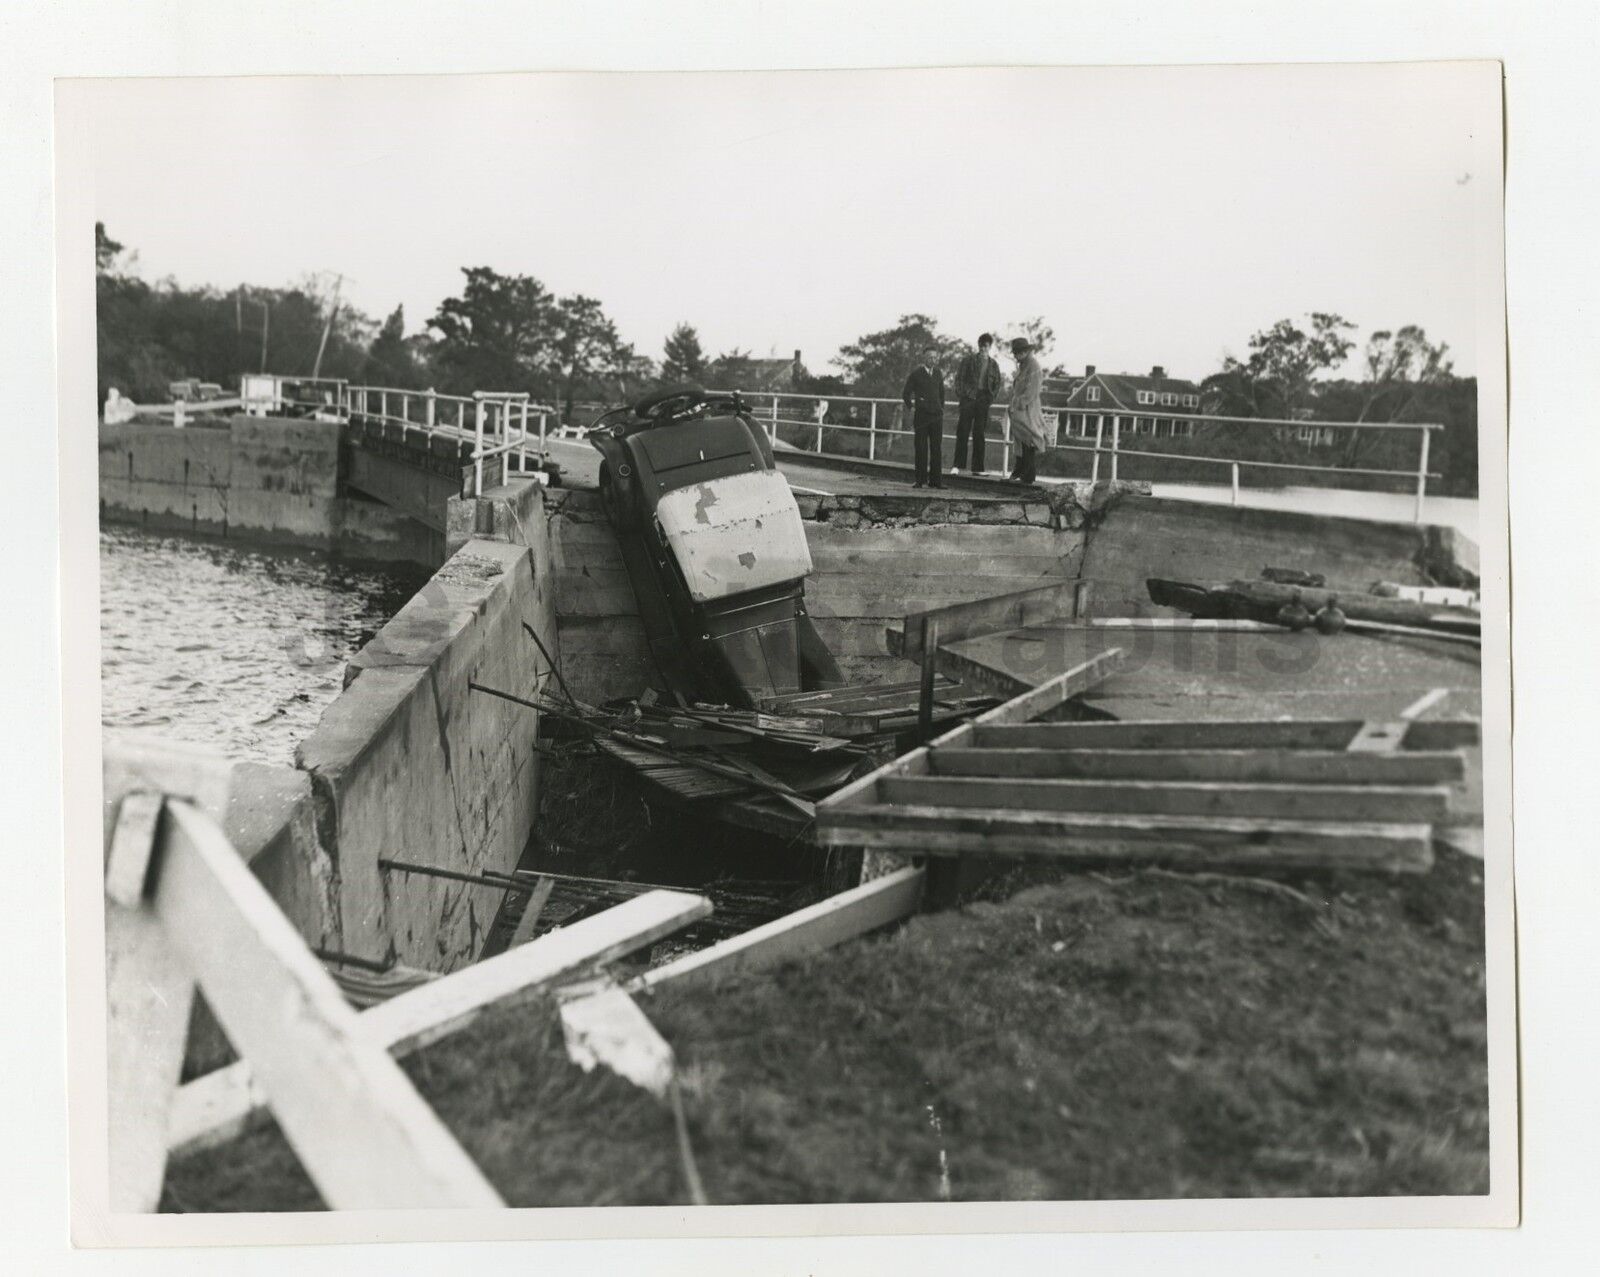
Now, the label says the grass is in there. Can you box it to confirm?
[161,848,1488,1211]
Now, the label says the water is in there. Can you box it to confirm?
[99,525,430,764]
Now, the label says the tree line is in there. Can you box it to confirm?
[94,225,1477,494]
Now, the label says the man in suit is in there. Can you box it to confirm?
[951,332,1004,475]
[901,343,947,488]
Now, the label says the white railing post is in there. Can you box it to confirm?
[1111,415,1120,482]
[518,398,529,478]
[1231,461,1241,505]
[868,402,878,461]
[815,400,824,453]
[1091,414,1104,483]
[426,390,436,431]
[473,397,485,497]
[1000,406,1012,477]
[1414,426,1431,524]
[457,400,466,434]
[770,395,779,445]
[539,409,548,455]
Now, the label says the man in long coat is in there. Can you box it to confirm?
[952,332,1004,475]
[901,343,947,489]
[1006,337,1047,485]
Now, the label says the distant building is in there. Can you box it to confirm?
[707,349,807,393]
[1056,364,1203,442]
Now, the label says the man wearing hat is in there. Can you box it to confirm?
[1006,336,1047,485]
[900,342,947,489]
[951,332,1004,475]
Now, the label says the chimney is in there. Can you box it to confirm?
[1150,365,1166,379]
[793,349,802,366]
[1085,364,1096,376]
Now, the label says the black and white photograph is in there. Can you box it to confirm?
[51,49,1518,1248]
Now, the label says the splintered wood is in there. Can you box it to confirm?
[816,650,1478,875]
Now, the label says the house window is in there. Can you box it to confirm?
[1173,419,1194,438]
[1161,392,1177,406]
[1137,390,1155,405]
[1183,394,1199,408]
[1085,385,1101,403]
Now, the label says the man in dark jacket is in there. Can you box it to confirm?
[901,344,947,488]
[952,332,1004,475]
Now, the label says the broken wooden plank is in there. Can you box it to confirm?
[630,865,926,992]
[877,775,1451,823]
[156,800,502,1209]
[167,888,711,1158]
[814,803,1433,872]
[928,746,1466,785]
[558,979,675,1099]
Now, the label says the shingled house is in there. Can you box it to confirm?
[707,349,808,393]
[1056,364,1203,443]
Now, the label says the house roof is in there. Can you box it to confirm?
[1069,370,1202,411]
[709,355,801,390]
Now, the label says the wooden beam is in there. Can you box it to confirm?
[167,888,711,1158]
[897,580,1079,659]
[967,647,1127,726]
[928,746,1466,785]
[630,866,926,993]
[1402,719,1481,750]
[102,741,235,1213]
[156,800,502,1209]
[815,803,1433,873]
[508,874,556,948]
[878,775,1451,823]
[365,888,712,1056]
[970,718,1456,751]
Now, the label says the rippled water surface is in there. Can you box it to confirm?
[100,525,429,763]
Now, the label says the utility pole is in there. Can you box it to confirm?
[259,300,270,373]
[311,272,344,380]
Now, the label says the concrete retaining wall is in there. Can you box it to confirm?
[295,522,552,971]
[546,481,1476,705]
[99,416,440,566]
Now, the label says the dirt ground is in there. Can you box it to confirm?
[162,844,1488,1211]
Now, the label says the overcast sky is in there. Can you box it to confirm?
[83,63,1494,379]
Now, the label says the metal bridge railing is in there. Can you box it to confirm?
[235,377,1444,522]
[241,377,558,497]
[711,388,1444,523]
